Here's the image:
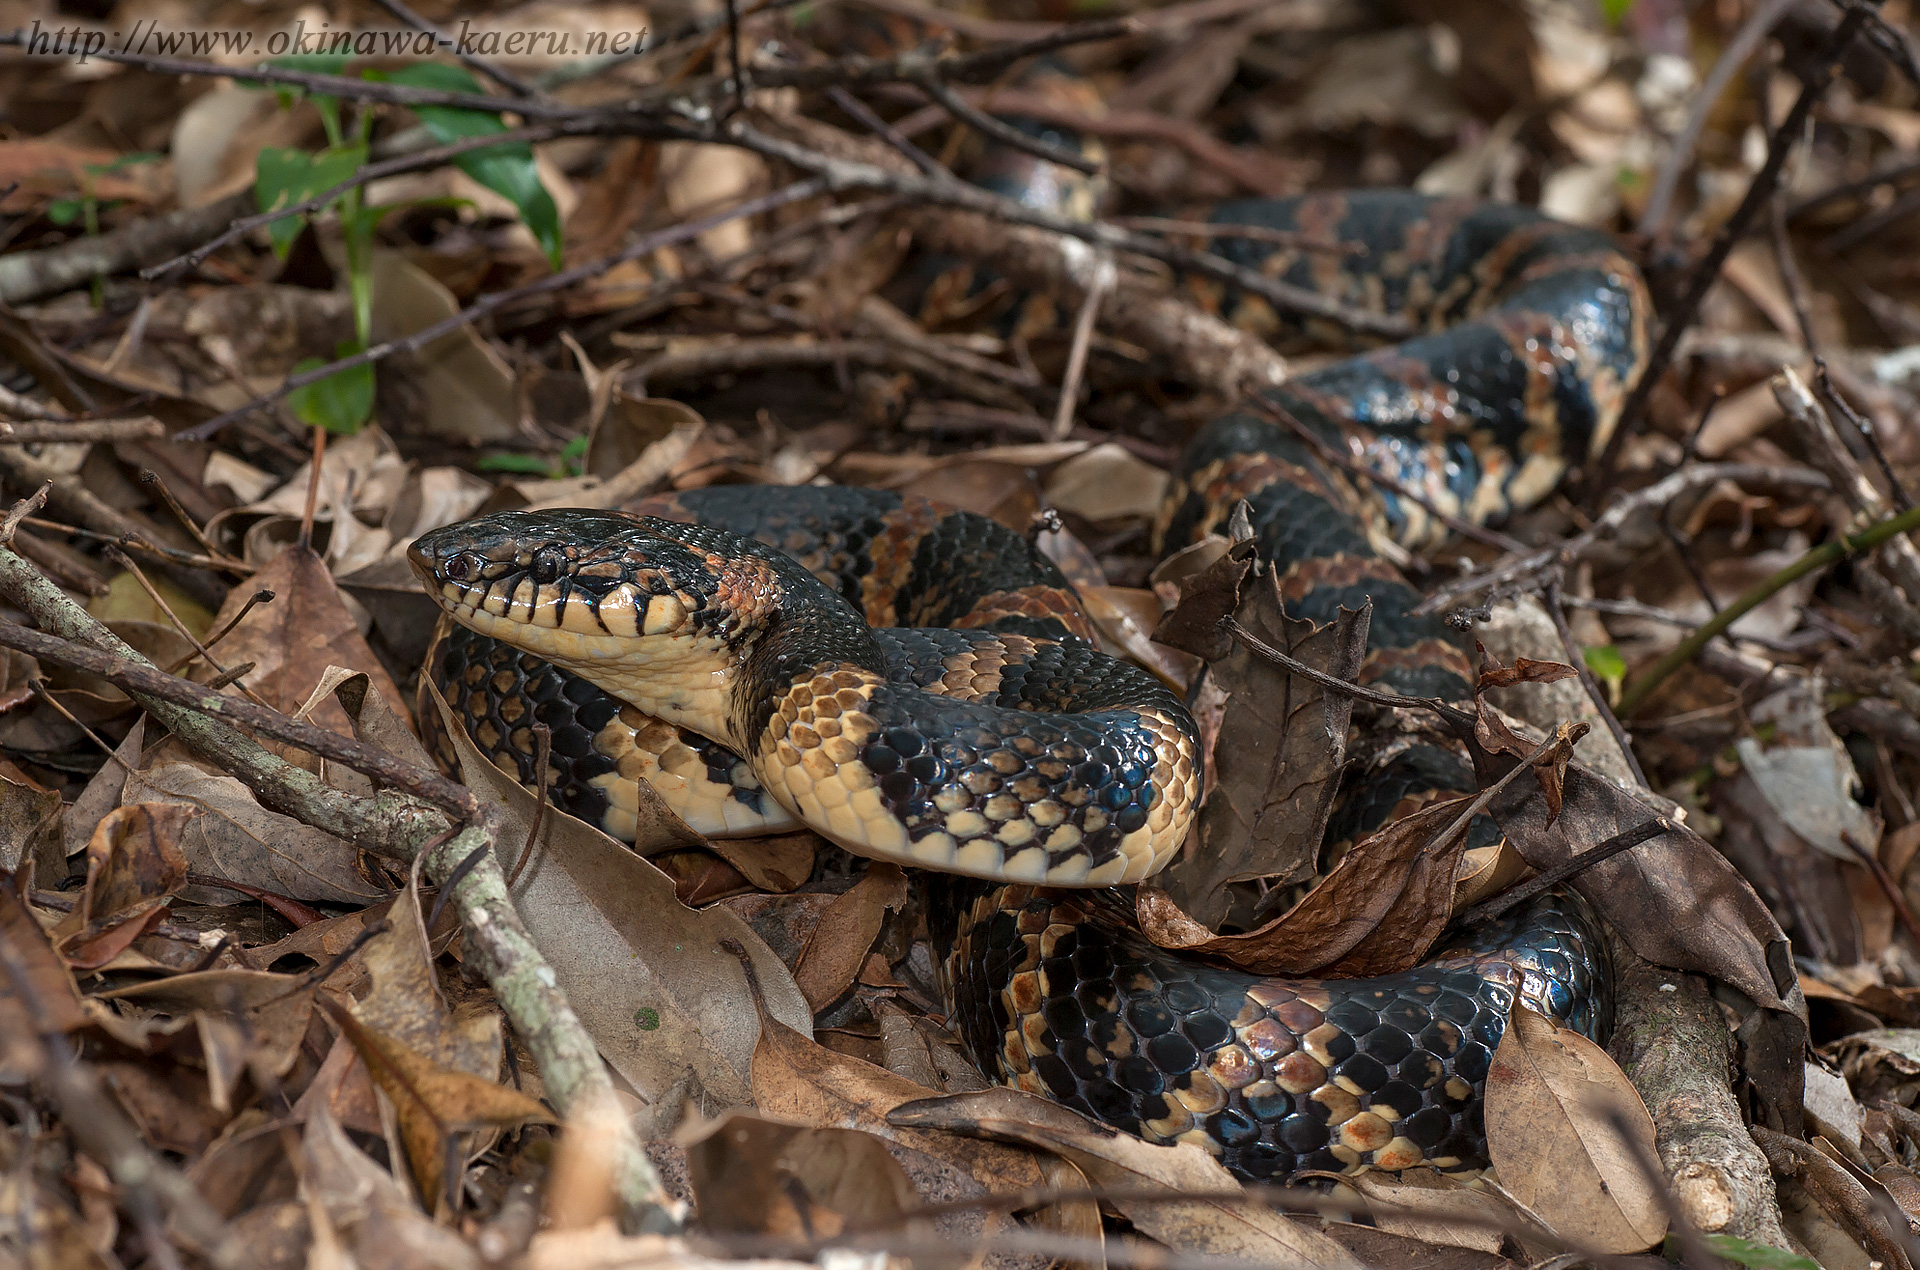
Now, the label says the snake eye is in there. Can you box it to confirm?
[529,545,567,585]
[443,552,484,582]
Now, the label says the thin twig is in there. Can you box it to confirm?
[1543,581,1649,788]
[1453,818,1674,928]
[1639,0,1798,240]
[0,481,50,548]
[175,179,829,441]
[1109,216,1359,252]
[104,547,272,708]
[827,86,945,176]
[1620,501,1920,714]
[0,417,162,442]
[1219,615,1471,725]
[1814,358,1912,510]
[912,75,1102,175]
[507,724,552,890]
[1593,4,1869,495]
[1051,253,1110,439]
[0,617,479,820]
[365,0,539,96]
[144,124,581,280]
[163,589,276,677]
[139,469,234,564]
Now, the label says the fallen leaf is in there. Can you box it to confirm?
[58,802,191,969]
[123,762,382,905]
[701,830,817,894]
[1472,745,1808,1134]
[425,677,811,1123]
[748,1001,1051,1254]
[1484,1005,1668,1253]
[1045,442,1170,523]
[353,878,501,1081]
[301,1099,479,1268]
[0,874,87,1060]
[792,864,909,1012]
[1735,680,1882,862]
[890,1086,1366,1269]
[0,759,63,877]
[1153,565,1367,926]
[208,543,412,747]
[1139,794,1472,976]
[681,1109,922,1241]
[369,251,521,444]
[329,1003,553,1212]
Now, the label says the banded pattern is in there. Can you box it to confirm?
[412,510,1199,886]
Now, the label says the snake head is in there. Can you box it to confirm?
[408,510,740,670]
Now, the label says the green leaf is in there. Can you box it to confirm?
[1689,1234,1820,1270]
[377,63,564,268]
[46,198,82,227]
[286,344,374,435]
[475,452,561,475]
[253,143,367,258]
[1599,0,1634,24]
[97,151,163,173]
[1582,643,1626,685]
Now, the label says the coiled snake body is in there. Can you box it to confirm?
[411,190,1645,1180]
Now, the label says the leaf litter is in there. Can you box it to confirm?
[6,0,1920,1264]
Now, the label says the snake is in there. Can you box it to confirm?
[408,187,1649,1181]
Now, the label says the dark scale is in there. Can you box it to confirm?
[932,880,1610,1180]
[437,624,619,828]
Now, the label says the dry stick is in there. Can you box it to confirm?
[0,480,49,547]
[827,86,946,176]
[139,468,237,565]
[912,74,1102,176]
[0,617,477,821]
[0,382,66,420]
[1620,502,1920,715]
[1416,462,1832,615]
[1542,580,1650,788]
[1051,252,1111,439]
[1453,817,1674,929]
[104,547,273,709]
[1754,1126,1919,1270]
[1790,154,1920,220]
[1639,0,1798,240]
[0,417,162,442]
[1246,396,1527,554]
[506,723,553,890]
[365,0,538,96]
[145,124,580,280]
[1593,4,1869,495]
[298,426,326,553]
[1219,614,1473,725]
[18,518,244,575]
[162,590,277,678]
[1560,594,1824,654]
[1814,358,1912,510]
[175,178,827,442]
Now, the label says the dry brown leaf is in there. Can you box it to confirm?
[792,864,909,1012]
[354,879,501,1081]
[701,831,817,894]
[890,1086,1366,1269]
[368,251,521,444]
[1318,1221,1521,1270]
[1139,794,1471,976]
[211,543,412,742]
[0,874,87,1056]
[124,762,382,905]
[426,677,811,1122]
[681,1109,922,1242]
[1484,1005,1667,1253]
[0,758,63,878]
[301,1100,479,1269]
[1045,442,1170,523]
[749,1006,1047,1254]
[57,802,191,970]
[1152,548,1366,926]
[330,1003,553,1212]
[1348,1168,1526,1254]
[1472,743,1808,1132]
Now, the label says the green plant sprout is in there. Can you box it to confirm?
[250,56,562,435]
[47,152,163,307]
